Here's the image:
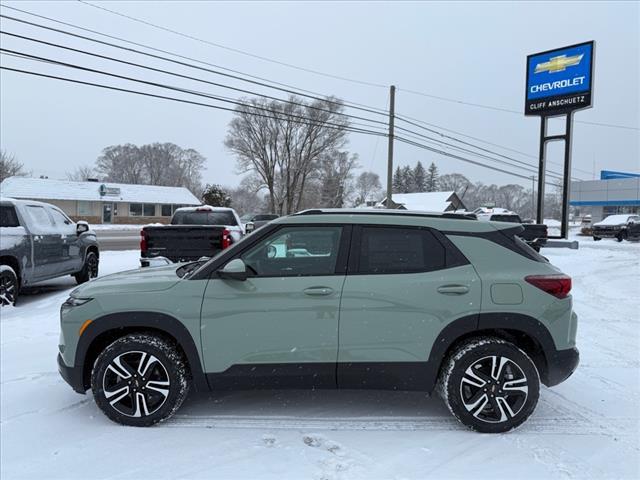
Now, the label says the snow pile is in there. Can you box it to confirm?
[1,240,639,479]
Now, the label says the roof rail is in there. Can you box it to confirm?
[294,209,476,220]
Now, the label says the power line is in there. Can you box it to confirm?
[0,64,386,138]
[394,112,595,176]
[0,48,390,136]
[76,0,388,89]
[395,135,558,186]
[1,64,555,186]
[0,30,389,129]
[397,87,640,132]
[0,6,389,117]
[393,118,583,181]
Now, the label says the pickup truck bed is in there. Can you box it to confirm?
[141,225,231,263]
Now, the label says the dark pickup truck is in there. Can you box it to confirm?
[140,206,243,266]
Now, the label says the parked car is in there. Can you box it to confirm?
[579,215,592,236]
[626,218,640,241]
[474,208,548,250]
[140,205,243,266]
[0,197,99,306]
[243,213,280,233]
[59,209,578,433]
[592,214,640,242]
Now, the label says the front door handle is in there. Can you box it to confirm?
[303,287,333,296]
[437,285,469,295]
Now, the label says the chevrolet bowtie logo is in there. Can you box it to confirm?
[535,54,584,74]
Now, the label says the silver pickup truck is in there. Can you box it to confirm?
[0,197,100,306]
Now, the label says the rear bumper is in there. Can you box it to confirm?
[543,347,579,387]
[57,353,86,394]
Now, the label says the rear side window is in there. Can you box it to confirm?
[172,211,237,226]
[357,226,445,274]
[0,206,20,227]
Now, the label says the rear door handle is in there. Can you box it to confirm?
[437,285,469,295]
[303,287,333,296]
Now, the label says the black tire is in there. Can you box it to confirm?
[592,236,601,241]
[91,333,191,427]
[0,265,19,306]
[75,251,99,284]
[616,231,627,242]
[437,337,540,433]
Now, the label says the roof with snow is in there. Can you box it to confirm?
[0,177,201,205]
[378,191,466,212]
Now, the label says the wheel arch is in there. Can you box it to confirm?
[426,313,557,393]
[75,311,209,393]
[0,255,21,286]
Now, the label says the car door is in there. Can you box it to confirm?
[337,225,481,390]
[200,224,350,388]
[22,204,62,280]
[48,207,82,274]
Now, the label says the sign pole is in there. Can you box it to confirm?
[560,112,574,238]
[536,116,547,224]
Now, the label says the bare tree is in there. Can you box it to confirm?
[438,173,472,194]
[96,144,145,184]
[354,171,382,205]
[66,165,97,181]
[0,150,27,182]
[225,95,350,215]
[318,150,359,208]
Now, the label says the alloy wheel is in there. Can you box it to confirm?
[0,274,17,306]
[102,351,170,418]
[460,355,529,423]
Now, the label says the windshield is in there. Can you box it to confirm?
[171,210,238,226]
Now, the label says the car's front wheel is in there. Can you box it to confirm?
[616,231,627,242]
[0,265,19,306]
[592,236,601,241]
[75,251,99,284]
[438,337,540,433]
[91,333,191,427]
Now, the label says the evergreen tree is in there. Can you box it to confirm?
[399,165,413,193]
[413,161,427,192]
[202,184,232,207]
[392,166,403,194]
[426,162,439,192]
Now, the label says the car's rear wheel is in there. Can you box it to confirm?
[438,337,540,433]
[0,266,19,307]
[75,251,99,284]
[592,236,601,241]
[91,333,191,427]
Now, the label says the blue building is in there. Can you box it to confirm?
[570,170,640,222]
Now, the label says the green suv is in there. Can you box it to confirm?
[58,210,579,433]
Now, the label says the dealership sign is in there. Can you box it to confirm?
[525,41,594,116]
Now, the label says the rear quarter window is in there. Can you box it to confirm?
[0,206,20,227]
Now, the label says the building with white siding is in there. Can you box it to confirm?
[0,177,201,224]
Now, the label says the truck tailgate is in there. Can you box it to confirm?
[142,225,227,262]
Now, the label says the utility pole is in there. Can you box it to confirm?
[386,85,396,209]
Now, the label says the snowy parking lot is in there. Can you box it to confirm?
[1,236,638,479]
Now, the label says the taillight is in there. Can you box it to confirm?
[525,274,571,299]
[221,229,231,249]
[140,229,148,254]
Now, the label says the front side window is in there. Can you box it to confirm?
[241,226,343,277]
[357,226,445,274]
[49,208,72,227]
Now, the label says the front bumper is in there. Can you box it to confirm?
[57,353,86,394]
[592,229,621,238]
[543,347,579,387]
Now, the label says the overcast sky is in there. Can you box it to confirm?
[1,1,638,190]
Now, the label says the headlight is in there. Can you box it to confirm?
[61,297,93,310]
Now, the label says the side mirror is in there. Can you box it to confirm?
[218,258,248,281]
[245,222,255,233]
[76,221,89,235]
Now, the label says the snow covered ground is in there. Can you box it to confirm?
[1,236,639,479]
